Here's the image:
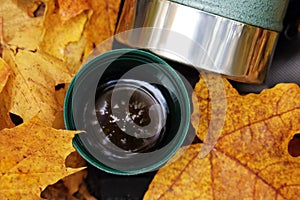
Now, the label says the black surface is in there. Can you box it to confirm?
[86,164,157,200]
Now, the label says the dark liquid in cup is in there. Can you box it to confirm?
[95,79,168,152]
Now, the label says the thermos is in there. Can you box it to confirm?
[115,0,290,83]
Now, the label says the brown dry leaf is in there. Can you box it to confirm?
[144,73,300,199]
[76,183,97,200]
[0,117,84,199]
[2,48,72,126]
[41,169,97,200]
[40,0,88,61]
[65,151,87,169]
[62,170,88,195]
[41,180,77,200]
[41,169,89,199]
[58,0,90,21]
[84,0,120,48]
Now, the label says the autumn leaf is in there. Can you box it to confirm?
[0,58,10,93]
[40,0,88,61]
[0,0,121,198]
[12,0,44,17]
[52,83,71,129]
[2,48,72,126]
[58,0,90,21]
[84,0,120,50]
[0,117,84,199]
[41,169,92,199]
[1,0,72,127]
[38,0,120,74]
[0,58,14,129]
[0,0,43,51]
[64,36,88,75]
[144,73,300,199]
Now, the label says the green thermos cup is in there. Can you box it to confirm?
[64,49,191,175]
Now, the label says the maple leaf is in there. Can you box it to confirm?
[12,0,45,17]
[0,0,43,51]
[84,0,121,50]
[0,58,14,129]
[63,0,121,74]
[39,0,88,61]
[0,0,73,127]
[0,58,10,93]
[0,117,84,199]
[37,0,121,75]
[2,48,72,126]
[0,0,120,199]
[144,73,300,199]
[64,36,88,75]
[57,0,90,21]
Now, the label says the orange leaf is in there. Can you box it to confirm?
[0,58,14,129]
[0,117,84,199]
[40,0,88,60]
[144,73,300,199]
[84,0,120,46]
[64,37,88,75]
[0,0,44,55]
[0,58,10,93]
[2,49,72,126]
[58,0,90,21]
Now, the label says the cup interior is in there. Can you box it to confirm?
[64,49,190,175]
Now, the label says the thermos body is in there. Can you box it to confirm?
[115,0,290,83]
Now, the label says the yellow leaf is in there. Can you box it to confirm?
[193,73,300,156]
[52,83,70,129]
[12,0,44,17]
[2,49,72,126]
[8,21,43,52]
[84,0,120,46]
[58,0,90,21]
[0,0,42,50]
[145,73,300,199]
[0,58,14,129]
[0,58,10,93]
[64,37,87,75]
[0,117,84,199]
[40,0,88,60]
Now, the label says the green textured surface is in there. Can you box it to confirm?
[170,0,289,31]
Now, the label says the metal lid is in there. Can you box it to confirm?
[115,0,279,83]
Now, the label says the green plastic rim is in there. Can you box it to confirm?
[64,48,191,175]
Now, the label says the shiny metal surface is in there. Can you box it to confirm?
[115,0,279,83]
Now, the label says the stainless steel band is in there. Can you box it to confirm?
[115,0,279,83]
